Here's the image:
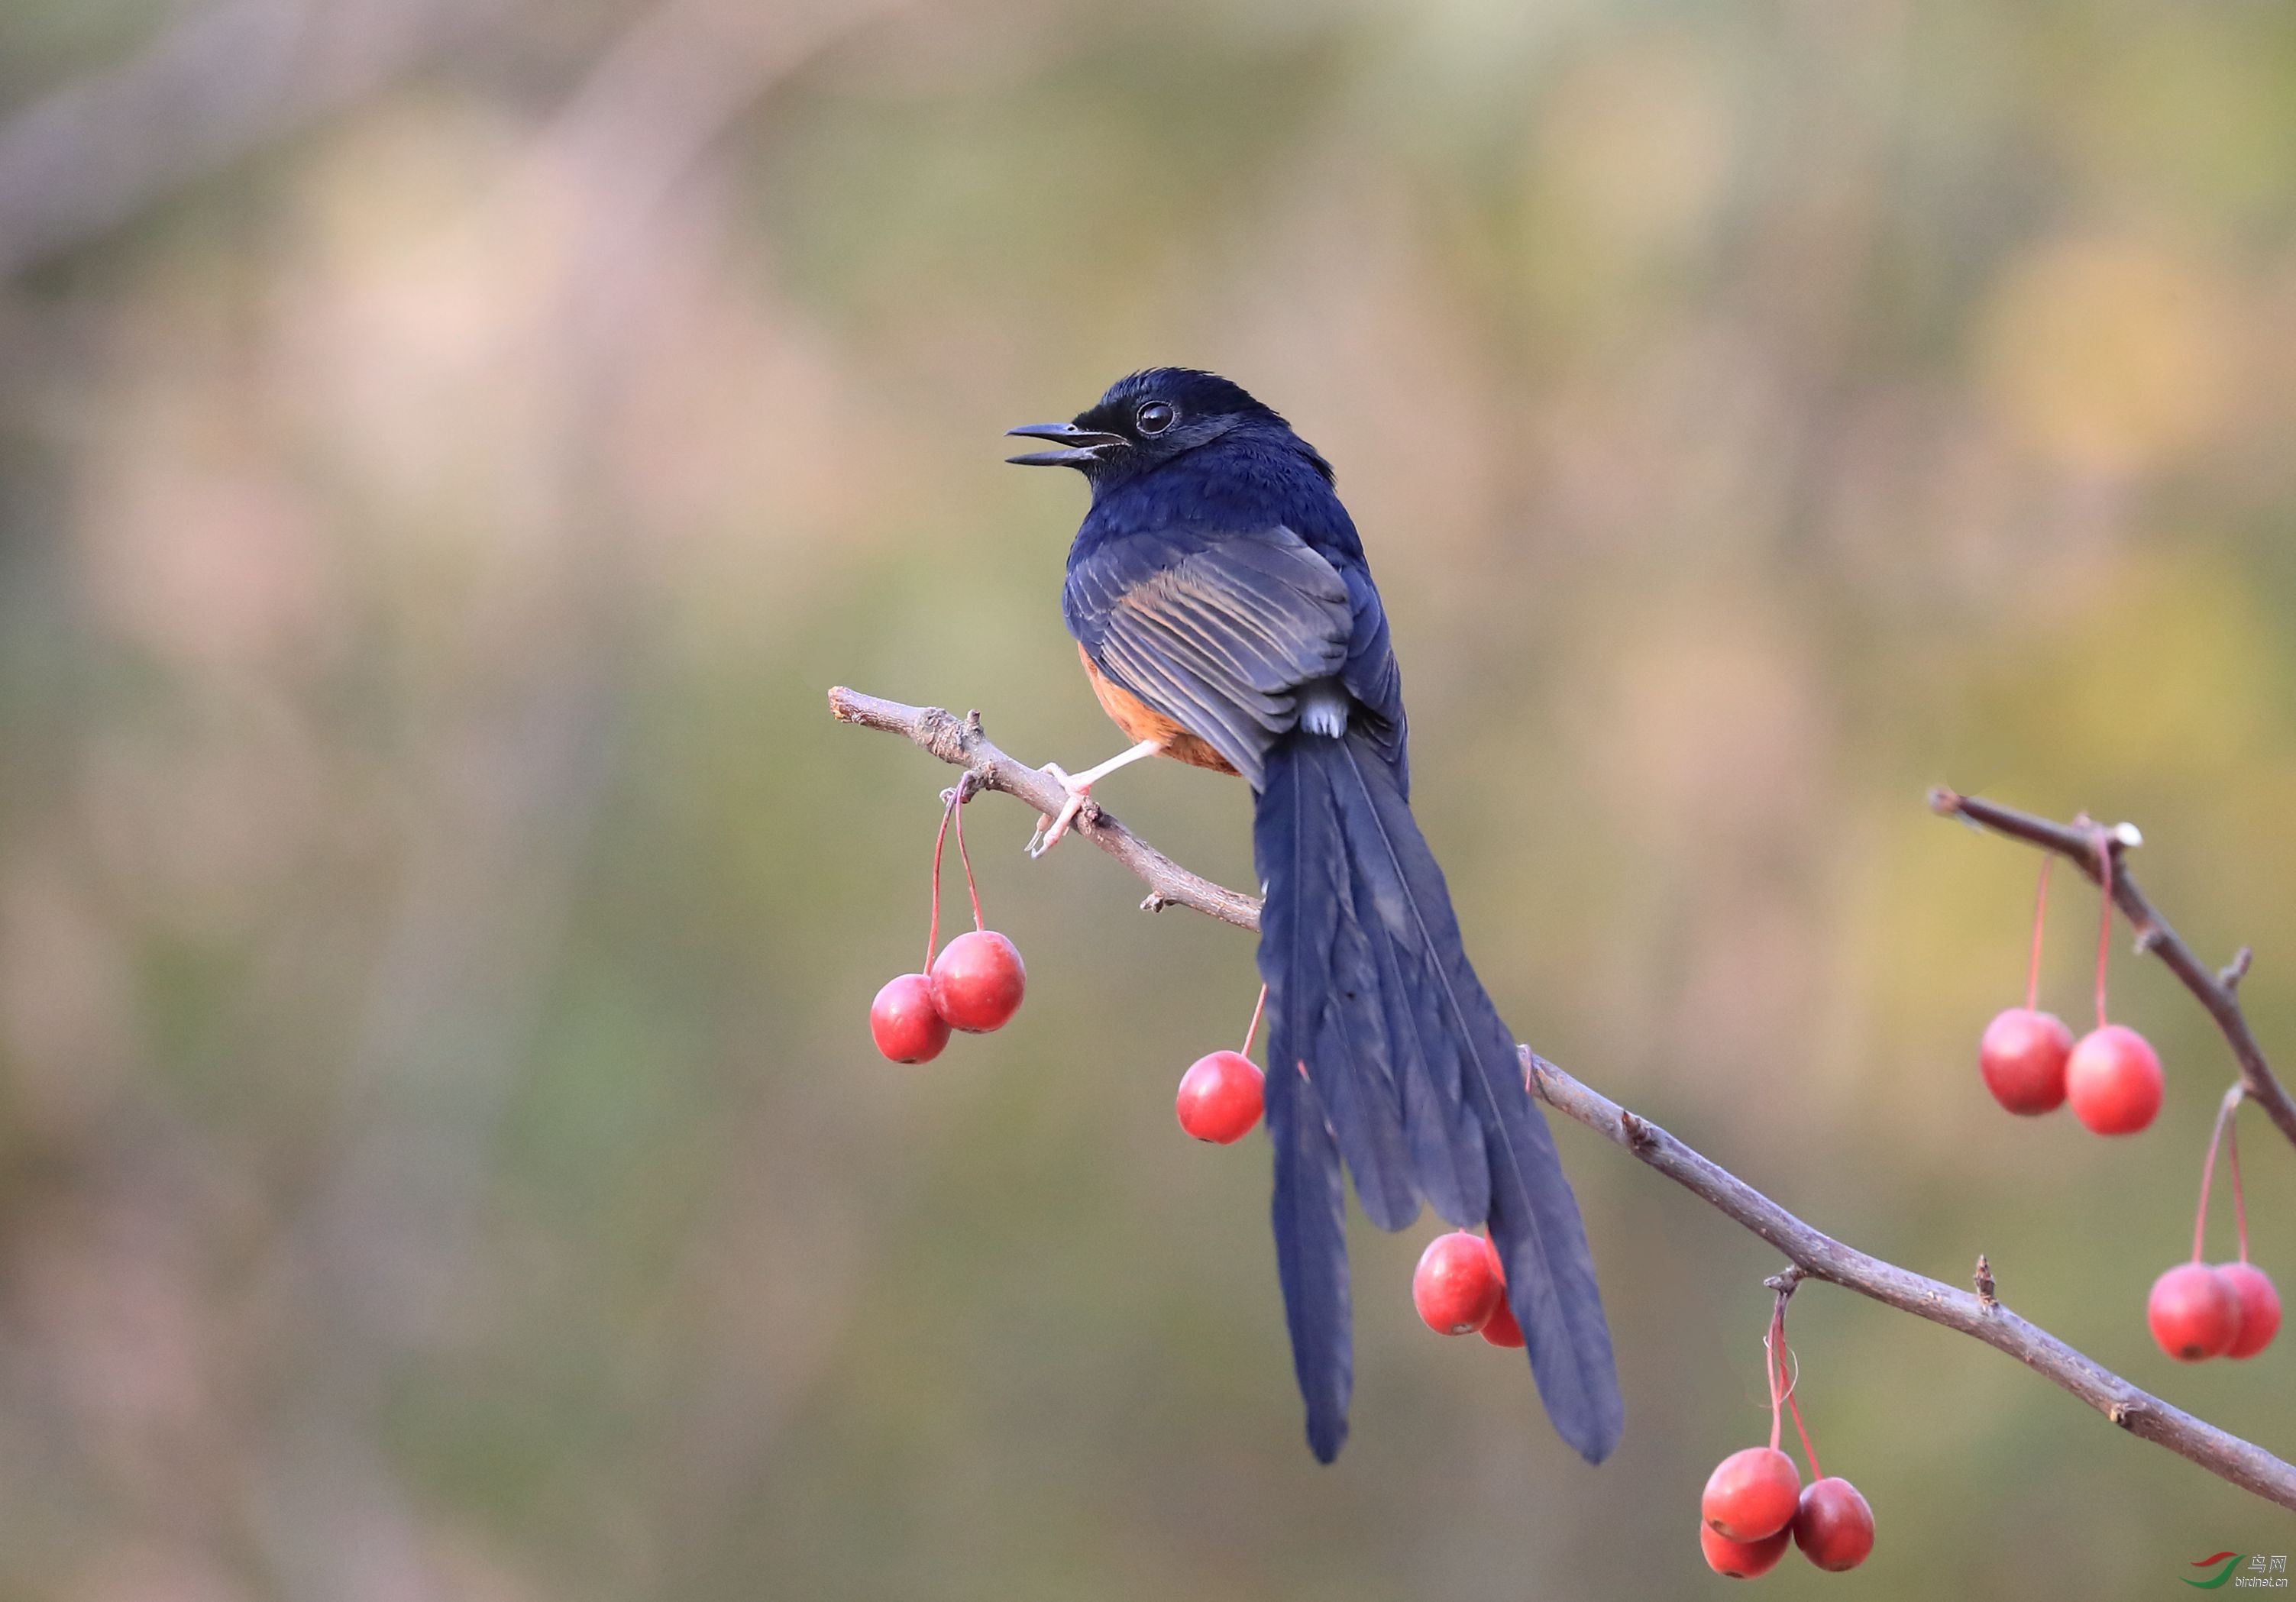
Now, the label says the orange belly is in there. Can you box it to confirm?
[1079,645,1238,775]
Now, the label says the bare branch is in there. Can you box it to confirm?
[1527,1052,2296,1508]
[1929,787,2296,1151]
[836,690,2296,1511]
[827,688,1261,929]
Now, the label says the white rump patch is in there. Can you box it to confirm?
[1298,683,1350,738]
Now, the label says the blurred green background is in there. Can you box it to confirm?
[3,0,2296,1596]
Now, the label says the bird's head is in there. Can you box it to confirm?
[1006,367,1330,486]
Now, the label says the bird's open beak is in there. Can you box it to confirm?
[1005,422,1128,467]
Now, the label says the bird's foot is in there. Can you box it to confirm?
[1026,764,1097,858]
[1022,740,1157,857]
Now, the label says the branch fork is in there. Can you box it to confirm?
[1930,786,2296,1150]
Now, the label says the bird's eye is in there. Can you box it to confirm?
[1136,401,1175,436]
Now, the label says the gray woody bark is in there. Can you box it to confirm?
[829,686,2296,1513]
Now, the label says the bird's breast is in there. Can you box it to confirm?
[1078,646,1239,775]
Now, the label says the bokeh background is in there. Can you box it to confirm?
[3,0,2296,1596]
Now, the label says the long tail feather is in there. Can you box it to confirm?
[1255,726,1622,1464]
[1264,1048,1351,1462]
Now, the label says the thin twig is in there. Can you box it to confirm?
[836,691,2296,1511]
[828,688,1261,929]
[1930,787,2296,1151]
[2223,947,2256,993]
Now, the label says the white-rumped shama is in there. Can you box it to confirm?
[1009,368,1621,1465]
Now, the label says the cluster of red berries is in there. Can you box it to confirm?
[1976,832,2285,1369]
[1701,1294,1874,1579]
[869,786,1026,1063]
[871,780,1271,1145]
[1409,1229,1528,1346]
[1978,840,2161,1134]
[2147,1088,2281,1362]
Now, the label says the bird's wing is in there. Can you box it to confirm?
[1065,526,1354,788]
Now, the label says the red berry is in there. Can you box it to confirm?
[928,930,1025,1033]
[1175,1051,1264,1143]
[2148,1261,2240,1361]
[1412,1231,1503,1335]
[1979,1007,2072,1115]
[870,973,950,1063]
[2219,1263,2281,1359]
[1700,1521,1790,1579]
[1702,1446,1801,1542]
[1476,1232,1525,1346]
[2064,1024,2162,1135]
[1793,1477,1875,1571]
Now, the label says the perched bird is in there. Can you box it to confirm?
[1008,368,1622,1465]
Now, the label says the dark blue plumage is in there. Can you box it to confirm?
[1012,368,1622,1465]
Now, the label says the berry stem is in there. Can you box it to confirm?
[1783,1373,1822,1483]
[2192,1084,2245,1264]
[949,784,985,932]
[925,786,959,971]
[2092,825,2115,1031]
[1240,983,1269,1058]
[2229,1092,2251,1264]
[1764,1295,1785,1454]
[1765,1290,1822,1479]
[2025,857,2052,1013]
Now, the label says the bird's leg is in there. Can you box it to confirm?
[1027,740,1162,858]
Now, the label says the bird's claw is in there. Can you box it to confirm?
[1026,763,1094,858]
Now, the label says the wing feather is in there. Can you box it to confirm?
[1066,527,1353,786]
